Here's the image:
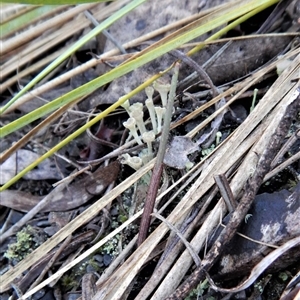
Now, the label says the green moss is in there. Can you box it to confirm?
[88,258,101,272]
[118,214,128,223]
[61,274,78,291]
[61,259,97,291]
[184,279,210,300]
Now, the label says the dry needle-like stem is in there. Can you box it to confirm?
[137,62,180,246]
[167,86,300,300]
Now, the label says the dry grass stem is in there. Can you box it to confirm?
[1,1,299,299]
[89,51,300,300]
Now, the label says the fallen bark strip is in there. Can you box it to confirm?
[167,86,300,300]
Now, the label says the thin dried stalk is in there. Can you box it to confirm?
[1,0,238,113]
[1,1,128,87]
[138,62,179,245]
[0,160,154,293]
[168,82,300,300]
[150,126,262,299]
[1,4,99,55]
[1,4,32,23]
[91,51,300,300]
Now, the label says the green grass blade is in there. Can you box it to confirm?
[0,0,110,4]
[0,0,279,139]
[0,0,279,192]
[0,71,167,192]
[188,1,278,56]
[0,0,147,114]
[1,6,60,37]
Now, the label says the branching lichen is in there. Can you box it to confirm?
[120,80,170,169]
[100,235,120,257]
[5,225,46,264]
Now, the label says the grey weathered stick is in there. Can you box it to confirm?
[137,62,180,246]
[169,49,219,97]
[214,174,237,212]
[167,87,300,299]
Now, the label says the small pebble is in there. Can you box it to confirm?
[103,254,112,266]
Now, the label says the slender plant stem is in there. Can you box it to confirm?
[137,62,180,246]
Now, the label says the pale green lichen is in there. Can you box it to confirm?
[185,279,210,300]
[100,235,120,257]
[61,274,78,291]
[215,131,222,145]
[279,272,289,281]
[121,81,170,169]
[254,280,264,293]
[201,144,215,158]
[5,225,46,263]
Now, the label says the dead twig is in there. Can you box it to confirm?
[167,86,300,299]
[137,62,180,246]
[152,210,201,267]
[169,49,219,97]
[28,235,72,290]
